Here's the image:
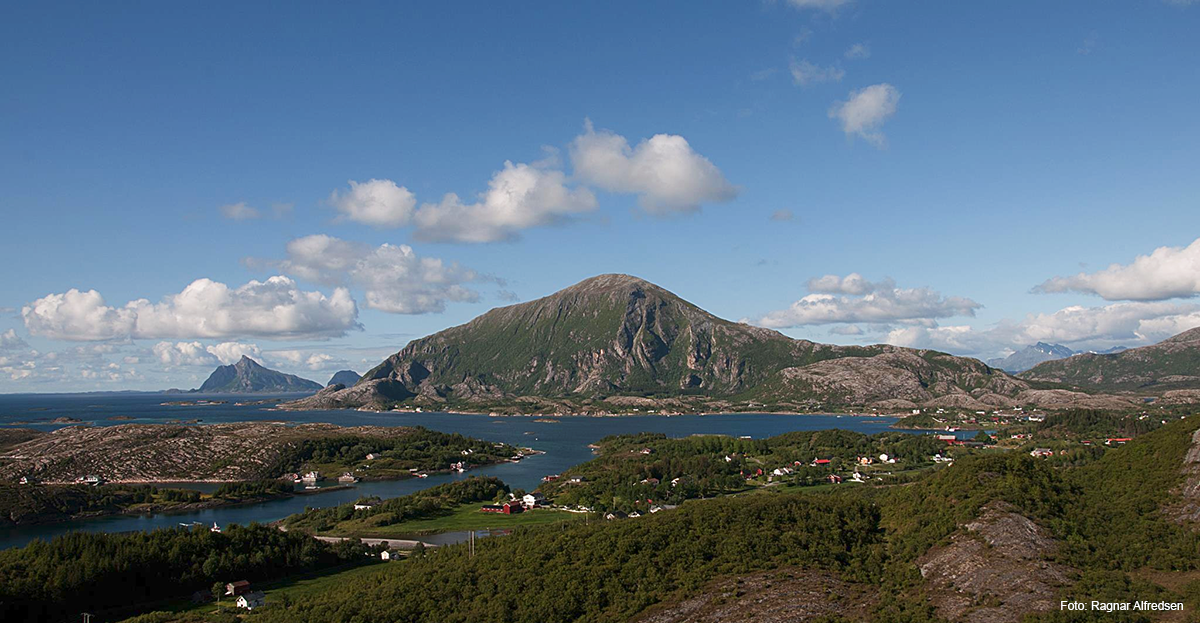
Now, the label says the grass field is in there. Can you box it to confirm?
[327,503,587,537]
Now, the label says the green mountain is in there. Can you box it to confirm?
[1019,326,1200,393]
[196,356,322,394]
[285,274,1031,413]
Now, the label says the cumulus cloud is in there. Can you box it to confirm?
[206,342,262,364]
[268,349,342,371]
[23,277,359,341]
[789,59,844,86]
[329,179,417,228]
[412,162,596,243]
[0,329,28,351]
[828,83,901,148]
[806,273,887,296]
[152,341,214,366]
[569,121,738,215]
[274,234,482,314]
[21,289,136,341]
[886,301,1200,357]
[844,43,871,60]
[219,202,260,220]
[754,274,981,328]
[152,341,261,367]
[1036,237,1200,301]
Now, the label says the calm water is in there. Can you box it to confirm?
[0,392,925,549]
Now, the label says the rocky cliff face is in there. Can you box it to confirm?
[284,274,1032,412]
[197,356,322,393]
[1020,327,1200,393]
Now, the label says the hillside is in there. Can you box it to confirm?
[1019,326,1200,394]
[284,274,1036,413]
[118,416,1200,623]
[196,356,322,393]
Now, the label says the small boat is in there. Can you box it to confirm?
[416,473,428,478]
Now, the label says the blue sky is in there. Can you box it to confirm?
[2,0,1199,392]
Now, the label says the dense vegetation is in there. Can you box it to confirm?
[0,523,373,623]
[0,483,204,526]
[211,480,294,500]
[282,476,508,533]
[269,427,519,480]
[262,494,887,623]
[539,429,947,512]
[1031,408,1169,440]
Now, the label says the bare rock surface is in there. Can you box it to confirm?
[632,568,874,623]
[918,502,1072,623]
[0,422,416,483]
[1166,427,1200,527]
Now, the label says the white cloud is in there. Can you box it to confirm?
[789,59,844,86]
[268,349,342,371]
[152,341,260,367]
[0,329,28,351]
[24,277,359,341]
[206,342,262,364]
[412,162,596,243]
[21,289,136,341]
[569,121,738,215]
[152,341,214,366]
[770,209,795,222]
[785,0,852,11]
[828,83,901,148]
[329,179,417,228]
[806,273,887,296]
[754,275,980,328]
[844,43,871,60]
[1036,237,1200,301]
[886,301,1200,357]
[219,202,260,220]
[274,234,482,314]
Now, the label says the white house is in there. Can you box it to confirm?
[522,492,545,508]
[381,549,401,561]
[236,591,266,610]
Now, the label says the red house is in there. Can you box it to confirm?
[480,502,523,514]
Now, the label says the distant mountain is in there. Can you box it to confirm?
[987,342,1076,373]
[196,356,322,394]
[326,370,361,387]
[1020,327,1200,393]
[284,274,1034,413]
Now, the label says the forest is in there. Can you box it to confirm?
[0,523,374,623]
[268,427,520,479]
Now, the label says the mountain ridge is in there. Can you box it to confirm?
[282,274,1097,413]
[1019,326,1200,394]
